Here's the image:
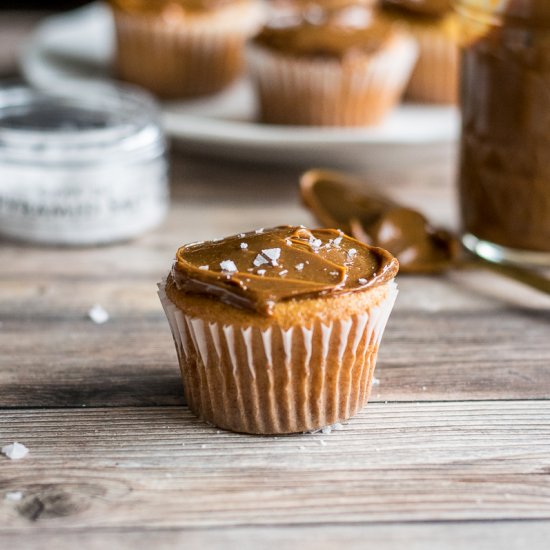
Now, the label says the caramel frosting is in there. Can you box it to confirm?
[383,0,452,17]
[301,170,460,273]
[253,6,399,58]
[171,226,398,315]
[109,0,237,14]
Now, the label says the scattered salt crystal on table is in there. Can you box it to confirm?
[5,491,23,501]
[2,442,29,460]
[220,260,237,273]
[88,304,109,324]
[372,377,380,386]
[199,265,209,270]
[319,440,327,447]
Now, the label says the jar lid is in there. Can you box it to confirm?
[0,83,165,165]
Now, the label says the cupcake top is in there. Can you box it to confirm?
[383,0,452,17]
[110,0,241,14]
[171,225,398,315]
[253,5,401,59]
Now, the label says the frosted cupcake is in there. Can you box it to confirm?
[381,0,459,103]
[158,226,399,434]
[248,3,418,126]
[109,0,264,98]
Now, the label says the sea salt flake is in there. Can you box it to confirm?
[199,265,209,271]
[255,228,264,234]
[333,236,343,246]
[2,442,29,460]
[262,248,281,261]
[348,248,357,257]
[220,260,237,273]
[295,263,304,271]
[238,233,245,238]
[88,304,109,325]
[279,270,288,276]
[5,491,23,501]
[372,377,380,386]
[309,237,322,250]
[358,278,368,285]
[330,271,339,277]
[240,243,248,249]
[257,269,266,276]
[253,254,269,267]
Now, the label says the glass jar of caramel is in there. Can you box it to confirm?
[456,0,550,265]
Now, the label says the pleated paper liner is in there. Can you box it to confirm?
[247,33,418,126]
[159,281,398,434]
[404,20,459,104]
[112,3,263,99]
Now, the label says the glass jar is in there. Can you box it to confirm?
[0,84,168,245]
[456,0,550,265]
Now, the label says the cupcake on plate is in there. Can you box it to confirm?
[158,225,399,434]
[109,0,264,98]
[248,2,418,126]
[380,0,459,103]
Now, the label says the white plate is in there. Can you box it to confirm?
[20,3,460,167]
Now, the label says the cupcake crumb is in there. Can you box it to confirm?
[2,442,29,460]
[88,304,109,324]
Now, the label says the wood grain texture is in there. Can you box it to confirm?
[1,402,550,531]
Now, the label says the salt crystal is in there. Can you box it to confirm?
[372,377,380,386]
[319,439,327,447]
[199,265,209,270]
[255,228,264,234]
[333,236,343,246]
[5,491,23,502]
[1,442,29,460]
[238,233,245,238]
[295,263,304,271]
[330,271,339,277]
[279,270,288,276]
[257,269,266,276]
[358,278,368,285]
[253,254,269,267]
[88,304,109,325]
[240,243,248,249]
[220,260,237,273]
[309,237,322,250]
[262,248,281,261]
[348,248,357,257]
[212,237,223,242]
[321,426,333,435]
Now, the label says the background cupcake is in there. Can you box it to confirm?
[247,2,418,126]
[159,226,399,434]
[109,0,264,98]
[381,0,459,103]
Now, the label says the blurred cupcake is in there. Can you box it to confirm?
[248,2,418,126]
[158,225,399,434]
[381,0,459,103]
[109,0,264,98]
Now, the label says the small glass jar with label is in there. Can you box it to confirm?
[0,84,168,245]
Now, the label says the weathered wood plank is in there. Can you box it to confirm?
[1,307,549,407]
[1,521,550,550]
[1,402,549,530]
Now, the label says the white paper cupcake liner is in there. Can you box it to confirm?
[112,3,264,98]
[405,25,459,104]
[247,35,418,126]
[158,281,398,434]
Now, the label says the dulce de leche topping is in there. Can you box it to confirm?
[383,0,452,18]
[301,170,460,273]
[110,0,236,15]
[171,226,398,315]
[253,7,398,58]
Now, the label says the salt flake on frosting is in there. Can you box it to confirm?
[253,254,269,267]
[220,260,237,273]
[240,243,248,249]
[348,248,357,258]
[358,277,368,285]
[295,263,304,271]
[262,248,281,262]
[199,265,209,271]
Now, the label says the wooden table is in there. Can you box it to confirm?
[1,13,550,550]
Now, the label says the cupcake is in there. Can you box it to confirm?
[109,0,264,99]
[381,0,459,103]
[158,225,399,434]
[248,3,418,126]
